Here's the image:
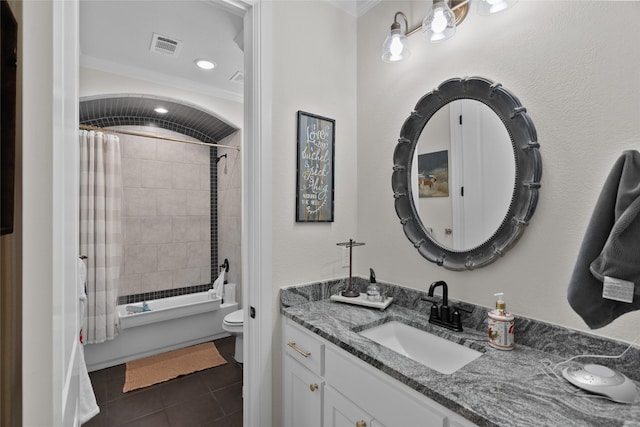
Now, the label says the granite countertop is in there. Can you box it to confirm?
[280,278,640,427]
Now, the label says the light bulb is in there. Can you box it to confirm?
[477,0,516,15]
[488,0,508,13]
[381,27,410,62]
[422,1,456,43]
[389,35,404,57]
[430,9,448,34]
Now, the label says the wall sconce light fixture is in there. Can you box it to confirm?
[381,0,516,62]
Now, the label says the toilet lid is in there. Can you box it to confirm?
[225,309,244,324]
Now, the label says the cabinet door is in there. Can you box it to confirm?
[284,354,323,427]
[324,385,374,427]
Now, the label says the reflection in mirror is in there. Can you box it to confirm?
[413,100,515,250]
[392,76,541,270]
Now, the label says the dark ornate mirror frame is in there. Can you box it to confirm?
[392,77,542,270]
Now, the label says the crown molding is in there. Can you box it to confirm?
[203,0,254,17]
[327,0,380,17]
[80,54,243,103]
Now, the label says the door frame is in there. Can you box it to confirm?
[242,1,273,426]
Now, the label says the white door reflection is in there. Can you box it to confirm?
[413,100,515,251]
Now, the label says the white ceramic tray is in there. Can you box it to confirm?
[330,293,393,310]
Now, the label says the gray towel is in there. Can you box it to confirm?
[568,150,640,329]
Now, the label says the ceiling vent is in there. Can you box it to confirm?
[230,71,244,83]
[150,33,183,56]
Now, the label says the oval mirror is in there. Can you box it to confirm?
[392,77,541,270]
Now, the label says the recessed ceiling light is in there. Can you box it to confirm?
[195,59,216,70]
[154,107,169,114]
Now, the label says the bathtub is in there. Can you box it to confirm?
[84,292,238,371]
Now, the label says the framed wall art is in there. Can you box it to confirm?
[296,111,335,222]
[418,150,449,198]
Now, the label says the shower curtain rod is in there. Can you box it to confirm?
[79,124,241,151]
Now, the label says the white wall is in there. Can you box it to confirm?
[270,1,358,425]
[22,2,55,423]
[357,1,640,342]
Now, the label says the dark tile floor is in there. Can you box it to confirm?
[83,337,242,427]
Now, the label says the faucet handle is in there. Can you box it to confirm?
[421,296,439,303]
[451,308,462,330]
[429,303,440,320]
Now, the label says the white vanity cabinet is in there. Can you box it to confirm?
[324,385,376,427]
[284,355,323,427]
[283,318,478,427]
[283,318,325,427]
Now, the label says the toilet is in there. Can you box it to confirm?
[222,309,244,363]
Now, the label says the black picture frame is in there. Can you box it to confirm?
[1,0,18,236]
[296,111,335,222]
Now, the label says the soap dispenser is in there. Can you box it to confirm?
[366,268,381,302]
[488,293,514,350]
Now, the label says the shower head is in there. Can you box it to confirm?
[216,154,227,163]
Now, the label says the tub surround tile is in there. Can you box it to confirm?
[122,157,141,188]
[124,218,141,245]
[120,274,142,296]
[187,241,211,268]
[140,160,172,189]
[200,164,210,191]
[141,271,173,292]
[200,216,211,241]
[187,190,210,216]
[156,139,183,163]
[156,189,187,216]
[281,279,640,427]
[172,267,201,288]
[183,144,210,165]
[119,126,222,316]
[200,266,212,285]
[118,283,212,305]
[157,243,187,271]
[124,245,158,275]
[121,134,156,160]
[124,188,157,217]
[172,162,201,190]
[139,217,172,244]
[172,216,202,243]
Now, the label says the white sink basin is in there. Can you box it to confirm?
[359,321,482,374]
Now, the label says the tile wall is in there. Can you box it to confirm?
[119,126,213,296]
[217,131,242,305]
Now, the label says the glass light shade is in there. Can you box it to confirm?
[477,0,517,15]
[381,27,410,62]
[422,2,457,43]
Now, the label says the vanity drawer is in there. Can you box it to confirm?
[284,319,324,376]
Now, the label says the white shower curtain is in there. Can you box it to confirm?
[79,130,123,343]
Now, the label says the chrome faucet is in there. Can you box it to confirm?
[422,281,463,332]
